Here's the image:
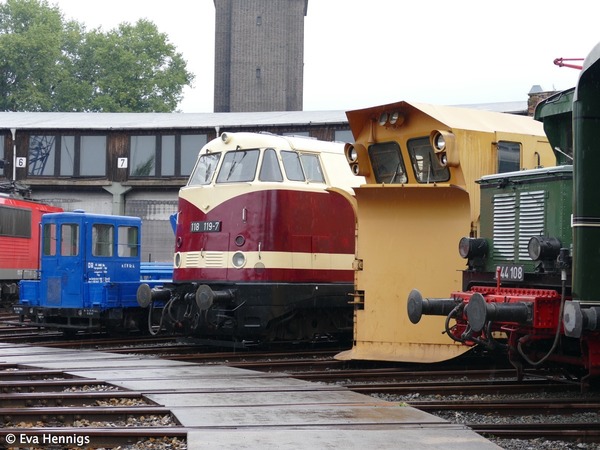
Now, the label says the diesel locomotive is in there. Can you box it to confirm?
[407,41,600,385]
[137,132,363,345]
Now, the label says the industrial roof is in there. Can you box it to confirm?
[0,101,528,131]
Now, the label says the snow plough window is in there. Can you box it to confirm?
[407,137,450,183]
[368,141,407,184]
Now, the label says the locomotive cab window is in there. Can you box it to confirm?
[259,148,284,182]
[189,153,221,186]
[368,141,407,184]
[92,224,114,257]
[281,151,325,183]
[60,224,79,257]
[118,226,139,257]
[216,149,260,183]
[408,137,450,183]
[498,141,521,173]
[43,223,57,256]
[300,153,325,183]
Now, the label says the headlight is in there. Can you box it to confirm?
[378,112,388,126]
[174,252,182,268]
[232,251,246,268]
[459,237,488,259]
[528,237,561,261]
[434,133,446,151]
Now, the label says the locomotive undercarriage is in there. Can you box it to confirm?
[139,282,354,346]
[408,268,600,388]
[13,305,154,335]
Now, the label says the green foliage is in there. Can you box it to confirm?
[0,0,195,112]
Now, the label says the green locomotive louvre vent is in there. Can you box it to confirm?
[493,193,517,260]
[517,191,545,260]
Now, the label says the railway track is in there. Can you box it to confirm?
[1,329,599,448]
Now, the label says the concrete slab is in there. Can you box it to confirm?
[65,365,274,380]
[146,390,373,407]
[108,375,319,392]
[187,429,501,449]
[173,403,445,428]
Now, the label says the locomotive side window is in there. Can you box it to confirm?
[300,153,325,183]
[217,150,259,183]
[43,223,57,256]
[118,226,139,257]
[408,137,450,183]
[60,224,79,256]
[498,141,521,173]
[281,151,304,181]
[368,142,407,184]
[0,206,31,238]
[189,153,221,186]
[259,148,284,182]
[92,224,114,257]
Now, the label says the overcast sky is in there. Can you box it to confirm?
[50,0,598,113]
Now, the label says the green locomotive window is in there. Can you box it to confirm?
[407,137,450,183]
[498,141,521,173]
[368,141,407,184]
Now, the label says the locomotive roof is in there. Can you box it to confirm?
[478,164,573,183]
[346,101,543,138]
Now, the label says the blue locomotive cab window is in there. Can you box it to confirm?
[408,137,450,183]
[259,148,284,182]
[43,223,57,256]
[60,224,79,256]
[368,142,407,184]
[92,224,114,257]
[217,149,259,183]
[189,153,221,186]
[118,226,139,257]
[498,141,521,173]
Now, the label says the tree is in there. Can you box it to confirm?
[0,0,194,112]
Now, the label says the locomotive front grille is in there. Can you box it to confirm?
[184,251,225,268]
[518,190,545,259]
[492,190,545,262]
[493,193,516,259]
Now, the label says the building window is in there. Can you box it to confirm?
[80,136,107,176]
[130,136,156,176]
[162,135,175,176]
[60,136,75,176]
[335,130,354,143]
[28,135,56,176]
[181,134,207,177]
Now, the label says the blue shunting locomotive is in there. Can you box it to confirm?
[14,210,172,333]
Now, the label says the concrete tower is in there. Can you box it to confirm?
[213,0,308,112]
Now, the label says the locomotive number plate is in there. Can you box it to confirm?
[496,265,524,282]
[190,221,221,232]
